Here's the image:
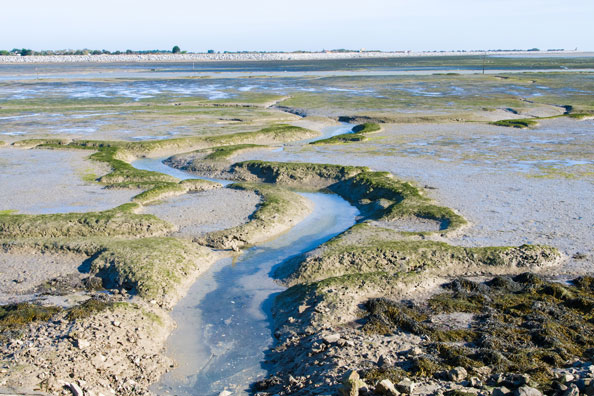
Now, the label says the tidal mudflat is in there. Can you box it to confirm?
[0,56,593,396]
[0,147,140,214]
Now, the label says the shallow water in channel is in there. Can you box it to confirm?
[132,158,359,395]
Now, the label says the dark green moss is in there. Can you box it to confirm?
[491,118,538,129]
[352,123,382,134]
[232,160,367,187]
[288,240,559,285]
[310,133,366,145]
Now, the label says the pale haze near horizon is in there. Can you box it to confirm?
[2,0,593,52]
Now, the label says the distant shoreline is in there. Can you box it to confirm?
[1,50,592,64]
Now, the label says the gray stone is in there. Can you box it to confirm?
[560,373,575,383]
[493,386,511,396]
[513,386,542,396]
[396,378,415,394]
[376,379,400,396]
[378,355,394,368]
[341,370,365,396]
[407,346,423,357]
[323,333,341,344]
[68,382,84,396]
[448,366,468,382]
[74,339,90,350]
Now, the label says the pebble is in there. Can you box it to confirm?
[376,379,400,396]
[68,382,84,396]
[493,386,512,396]
[396,378,415,394]
[75,339,90,349]
[322,333,341,344]
[514,386,542,396]
[448,366,468,382]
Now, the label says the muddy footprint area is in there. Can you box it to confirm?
[139,188,261,237]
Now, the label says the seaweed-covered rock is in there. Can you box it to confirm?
[361,275,594,388]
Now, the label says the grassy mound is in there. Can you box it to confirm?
[284,239,560,285]
[0,204,173,238]
[195,182,310,250]
[231,160,465,231]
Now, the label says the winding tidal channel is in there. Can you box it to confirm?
[132,158,359,395]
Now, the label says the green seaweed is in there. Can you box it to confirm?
[361,275,594,386]
[232,160,466,231]
[0,236,212,305]
[0,303,61,329]
[286,239,560,285]
[491,119,539,129]
[66,298,112,320]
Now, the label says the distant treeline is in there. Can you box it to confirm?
[0,47,568,56]
[0,48,187,56]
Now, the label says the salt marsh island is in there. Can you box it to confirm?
[0,55,593,396]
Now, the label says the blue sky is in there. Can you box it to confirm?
[2,0,593,51]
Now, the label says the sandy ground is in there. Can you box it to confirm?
[139,188,261,237]
[0,148,140,214]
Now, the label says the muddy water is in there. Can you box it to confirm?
[132,158,359,396]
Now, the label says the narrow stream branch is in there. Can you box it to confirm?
[132,158,359,396]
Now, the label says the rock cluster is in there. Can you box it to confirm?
[0,297,172,396]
